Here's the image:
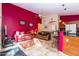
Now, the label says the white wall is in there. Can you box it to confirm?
[38,14,59,32]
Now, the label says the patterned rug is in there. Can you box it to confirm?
[0,47,26,56]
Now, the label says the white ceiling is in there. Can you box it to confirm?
[13,3,79,16]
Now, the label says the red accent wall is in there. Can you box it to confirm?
[2,3,41,38]
[60,15,79,22]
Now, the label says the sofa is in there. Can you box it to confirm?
[36,31,51,40]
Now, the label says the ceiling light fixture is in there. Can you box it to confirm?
[62,4,65,6]
[62,4,67,11]
[64,8,67,10]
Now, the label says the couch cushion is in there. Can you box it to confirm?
[20,40,34,49]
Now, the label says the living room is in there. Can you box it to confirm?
[0,3,79,56]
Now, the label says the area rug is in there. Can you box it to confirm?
[0,47,26,56]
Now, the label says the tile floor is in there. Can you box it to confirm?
[0,38,66,56]
[18,38,66,56]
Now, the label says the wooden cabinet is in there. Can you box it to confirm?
[63,36,79,56]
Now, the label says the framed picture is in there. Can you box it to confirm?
[19,20,26,25]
